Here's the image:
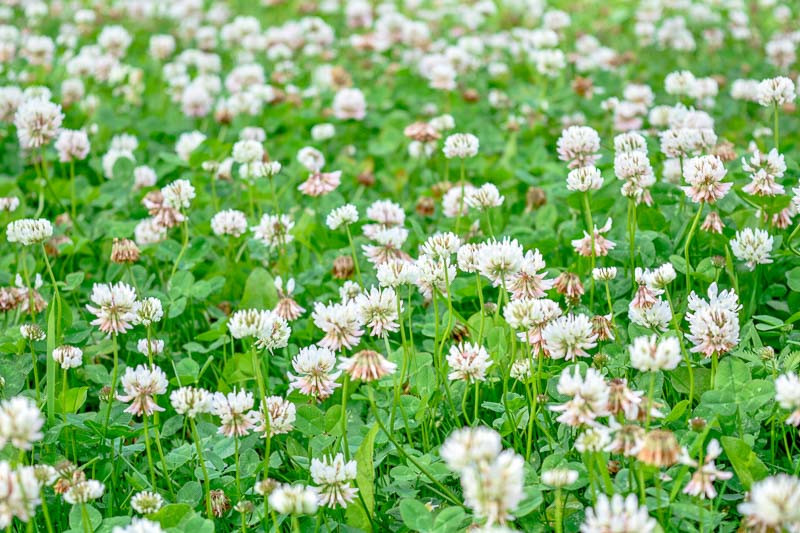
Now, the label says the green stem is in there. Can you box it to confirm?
[340,374,350,460]
[366,386,461,506]
[774,103,780,151]
[582,192,596,308]
[345,225,364,287]
[142,415,157,489]
[168,220,189,285]
[555,488,563,533]
[42,245,60,422]
[190,418,214,518]
[80,504,91,533]
[666,289,693,407]
[684,202,704,294]
[69,160,77,222]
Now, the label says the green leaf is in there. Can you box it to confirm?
[63,271,85,291]
[176,481,203,504]
[431,506,469,532]
[720,436,769,489]
[399,498,434,532]
[149,503,194,528]
[60,386,88,413]
[240,267,278,309]
[69,504,102,531]
[345,424,379,530]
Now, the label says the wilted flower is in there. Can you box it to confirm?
[339,349,396,382]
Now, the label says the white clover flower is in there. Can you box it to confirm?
[557,126,600,168]
[211,209,248,237]
[0,397,44,450]
[730,227,773,270]
[440,427,502,472]
[288,345,341,400]
[442,133,479,158]
[312,301,364,351]
[269,484,318,515]
[86,282,137,335]
[211,389,257,437]
[476,238,524,286]
[137,339,164,356]
[332,88,366,120]
[64,479,105,504]
[13,99,63,149]
[549,365,610,427]
[310,454,358,508]
[20,324,45,341]
[0,462,40,526]
[161,179,196,210]
[757,76,796,106]
[776,373,800,426]
[118,365,168,417]
[628,298,672,332]
[466,183,504,209]
[542,314,597,361]
[256,395,296,437]
[581,493,656,533]
[174,131,206,162]
[130,491,164,514]
[132,297,163,326]
[738,474,800,532]
[446,342,492,382]
[52,345,83,369]
[251,213,294,248]
[629,335,681,372]
[326,204,358,230]
[566,165,603,192]
[541,468,578,488]
[170,387,211,418]
[354,286,400,338]
[6,219,53,246]
[685,283,741,357]
[232,139,264,164]
[55,129,90,162]
[311,123,335,141]
[592,267,617,282]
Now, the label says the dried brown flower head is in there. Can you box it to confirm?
[332,255,355,280]
[111,238,140,264]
